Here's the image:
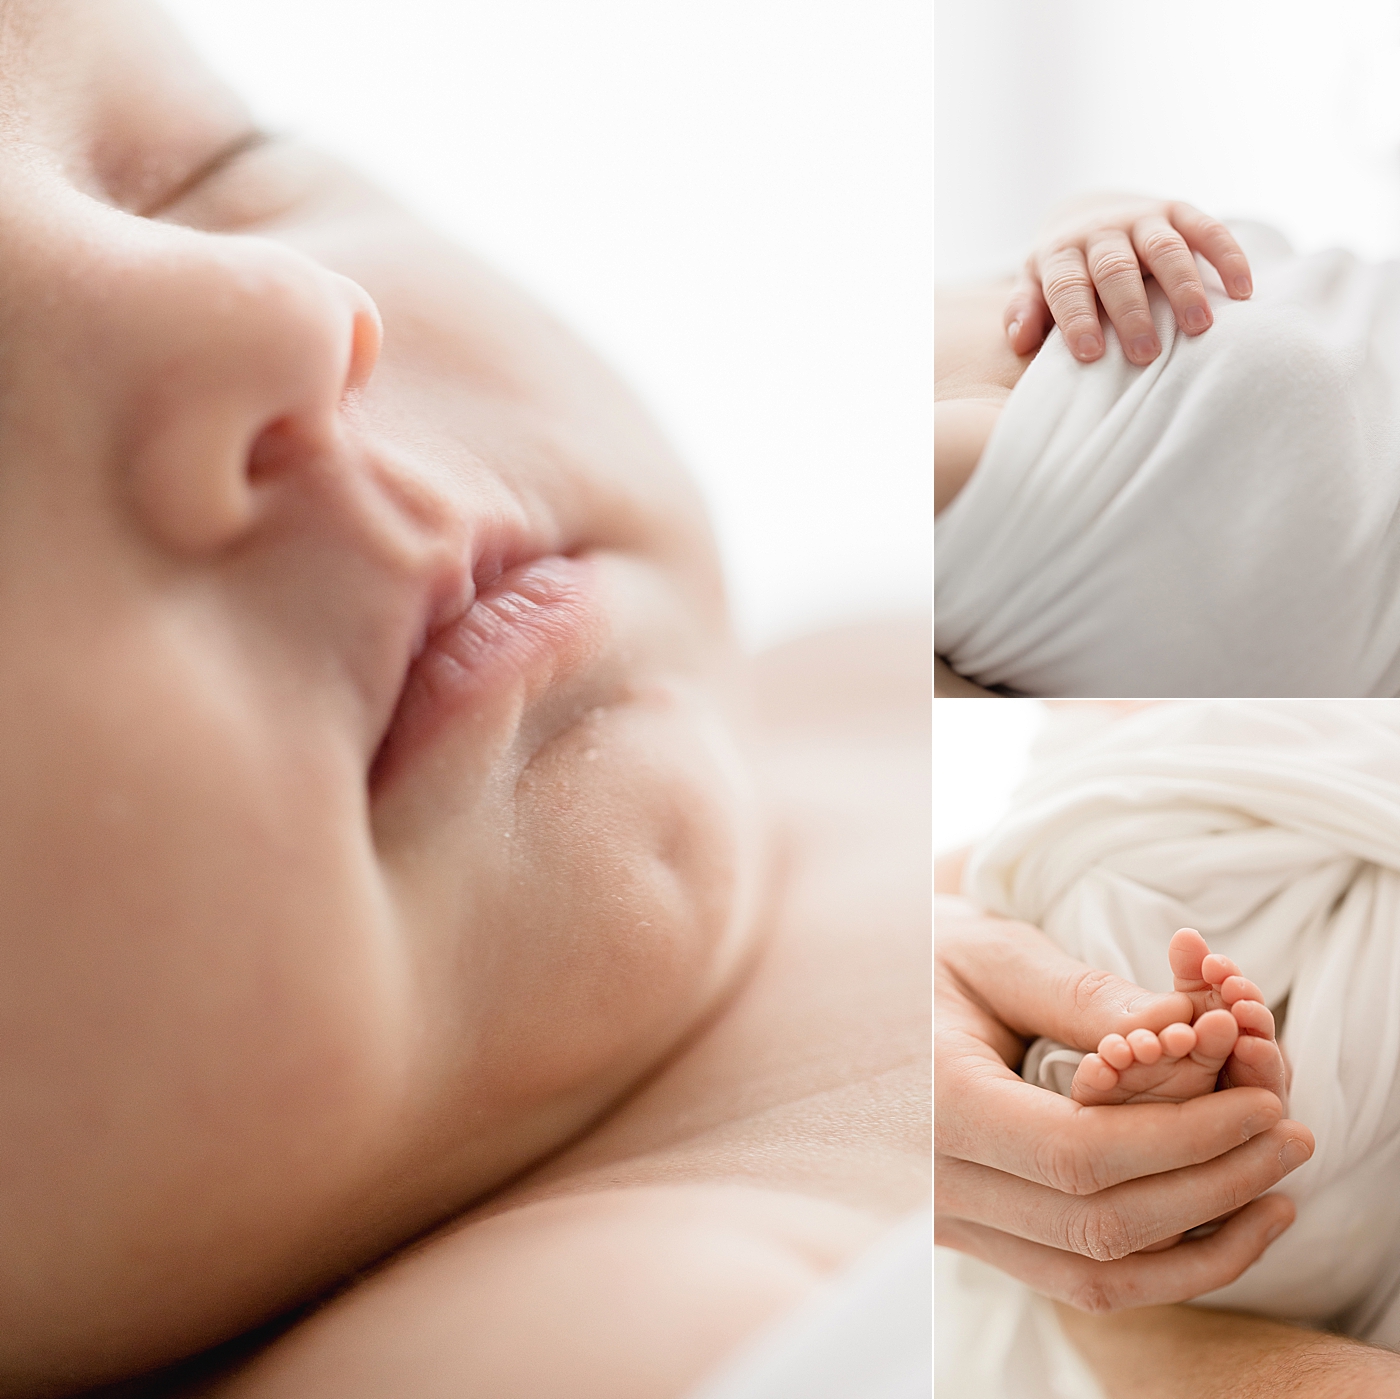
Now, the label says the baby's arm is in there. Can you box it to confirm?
[1005,193,1254,366]
[194,1186,872,1399]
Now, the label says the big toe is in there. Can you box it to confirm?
[1191,1008,1239,1063]
[1169,927,1212,985]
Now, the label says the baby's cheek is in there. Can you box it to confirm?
[491,685,762,1103]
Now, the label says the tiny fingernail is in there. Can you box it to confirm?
[1076,333,1100,359]
[1184,305,1209,333]
[1234,275,1253,297]
[1265,1218,1289,1243]
[1130,334,1158,362]
[1007,319,1021,345]
[1241,1109,1276,1139]
[1279,1138,1312,1172]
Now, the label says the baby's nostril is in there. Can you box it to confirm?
[247,419,300,481]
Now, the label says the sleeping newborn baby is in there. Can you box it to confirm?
[936,201,1400,697]
[0,3,929,1396]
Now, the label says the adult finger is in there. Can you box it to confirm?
[1003,272,1052,357]
[935,1193,1295,1313]
[1033,246,1105,362]
[1170,200,1253,299]
[937,1121,1313,1259]
[1131,213,1212,336]
[936,1041,1286,1192]
[940,910,1195,1050]
[1084,227,1160,366]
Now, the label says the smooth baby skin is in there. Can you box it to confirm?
[0,1,832,1392]
[1072,929,1288,1108]
[121,620,931,1398]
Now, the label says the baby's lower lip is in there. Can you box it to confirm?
[370,553,600,790]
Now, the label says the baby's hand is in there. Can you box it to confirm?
[1004,193,1254,367]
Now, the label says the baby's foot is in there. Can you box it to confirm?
[1070,1008,1241,1106]
[1168,927,1288,1106]
[1069,928,1287,1108]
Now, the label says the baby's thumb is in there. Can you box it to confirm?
[1004,275,1050,357]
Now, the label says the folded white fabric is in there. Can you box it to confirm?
[689,1209,931,1399]
[935,225,1400,696]
[963,701,1400,1341]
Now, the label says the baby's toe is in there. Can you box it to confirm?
[1227,1032,1288,1106]
[1169,928,1212,986]
[1071,1053,1120,1101]
[1097,1033,1135,1071]
[1230,998,1275,1041]
[1126,1028,1163,1065]
[1221,974,1265,1007]
[1190,1008,1239,1063]
[1201,952,1241,987]
[1158,1021,1196,1058]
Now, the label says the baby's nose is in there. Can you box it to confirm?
[110,233,383,556]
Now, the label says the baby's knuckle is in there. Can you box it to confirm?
[1040,269,1088,306]
[1089,253,1141,289]
[1138,227,1186,263]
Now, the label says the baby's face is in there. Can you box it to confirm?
[0,0,762,1384]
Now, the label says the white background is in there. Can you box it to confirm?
[937,0,1400,285]
[161,0,931,650]
[933,700,1041,854]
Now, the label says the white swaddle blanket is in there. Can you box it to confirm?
[943,701,1400,1396]
[935,225,1400,696]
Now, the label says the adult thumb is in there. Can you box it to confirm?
[943,901,1194,1050]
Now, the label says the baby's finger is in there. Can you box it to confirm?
[1033,246,1105,362]
[1004,274,1052,357]
[1170,200,1253,299]
[1084,228,1160,366]
[1130,214,1212,337]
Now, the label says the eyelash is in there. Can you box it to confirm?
[139,128,273,221]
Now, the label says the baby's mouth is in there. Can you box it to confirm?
[369,552,601,792]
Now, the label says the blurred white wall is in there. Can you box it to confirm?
[937,0,1400,284]
[160,0,931,650]
[933,700,1042,853]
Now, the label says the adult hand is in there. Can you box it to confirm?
[1003,193,1253,367]
[935,896,1314,1313]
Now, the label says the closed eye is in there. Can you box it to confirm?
[138,128,273,221]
